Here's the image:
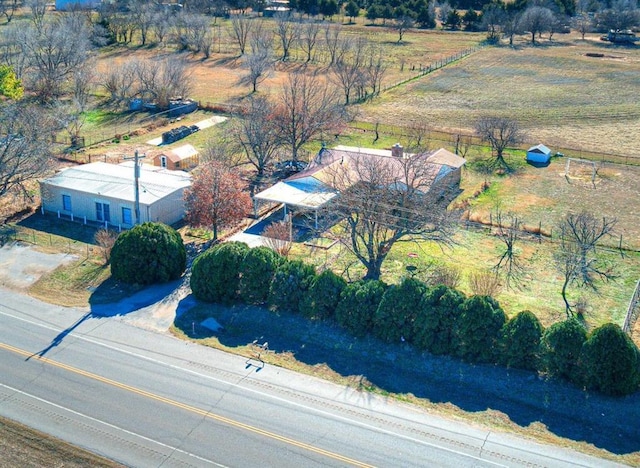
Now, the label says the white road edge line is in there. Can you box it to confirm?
[0,382,227,467]
[0,307,590,467]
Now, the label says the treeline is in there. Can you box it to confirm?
[190,241,640,397]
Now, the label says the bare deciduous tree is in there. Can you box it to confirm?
[248,20,273,54]
[151,11,173,46]
[128,0,156,46]
[233,95,281,180]
[274,72,348,161]
[300,20,321,62]
[19,15,93,102]
[135,58,192,109]
[482,4,505,43]
[174,12,213,56]
[102,60,138,108]
[364,45,388,99]
[520,6,555,44]
[322,22,343,65]
[392,15,415,43]
[330,37,367,105]
[554,211,617,316]
[474,116,523,170]
[243,40,273,92]
[492,209,526,288]
[0,0,19,23]
[0,104,58,199]
[274,12,301,61]
[573,12,592,40]
[26,0,47,29]
[322,151,457,280]
[595,0,640,32]
[502,11,522,46]
[229,15,253,55]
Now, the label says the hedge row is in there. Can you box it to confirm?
[190,243,640,396]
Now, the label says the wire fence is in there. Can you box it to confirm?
[382,46,483,93]
[622,280,640,334]
[0,225,93,258]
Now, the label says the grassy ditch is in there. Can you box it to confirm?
[0,416,123,468]
[172,300,640,465]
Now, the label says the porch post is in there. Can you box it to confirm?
[283,204,287,219]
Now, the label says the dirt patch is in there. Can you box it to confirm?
[0,243,77,290]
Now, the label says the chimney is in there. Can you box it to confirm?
[391,143,403,158]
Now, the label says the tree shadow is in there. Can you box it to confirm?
[28,277,184,360]
[17,212,99,245]
[175,301,640,455]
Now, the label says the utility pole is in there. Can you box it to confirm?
[124,150,142,225]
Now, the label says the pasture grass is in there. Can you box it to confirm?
[359,36,640,158]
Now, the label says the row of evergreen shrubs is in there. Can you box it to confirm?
[189,242,640,396]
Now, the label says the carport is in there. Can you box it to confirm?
[252,176,337,230]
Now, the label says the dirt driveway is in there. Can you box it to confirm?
[0,243,76,290]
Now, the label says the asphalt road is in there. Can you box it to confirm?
[0,288,622,467]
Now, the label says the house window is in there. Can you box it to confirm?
[160,156,167,168]
[62,194,72,211]
[175,161,180,168]
[96,202,110,223]
[122,207,132,225]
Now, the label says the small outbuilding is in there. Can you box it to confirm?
[526,144,552,165]
[152,144,199,171]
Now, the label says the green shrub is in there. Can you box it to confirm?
[268,259,316,313]
[110,222,185,285]
[335,280,387,337]
[412,285,466,355]
[499,310,544,371]
[540,318,586,384]
[238,246,284,304]
[190,241,249,304]
[457,295,507,363]
[373,277,428,344]
[300,269,347,320]
[580,323,640,396]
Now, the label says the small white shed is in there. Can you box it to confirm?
[526,144,552,164]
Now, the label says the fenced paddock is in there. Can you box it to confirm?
[359,41,640,161]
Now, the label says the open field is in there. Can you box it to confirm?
[81,27,640,165]
[359,34,640,158]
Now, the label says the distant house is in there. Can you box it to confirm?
[526,144,552,165]
[152,144,199,171]
[253,144,465,229]
[40,162,191,229]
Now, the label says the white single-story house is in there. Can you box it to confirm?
[39,162,191,229]
[526,144,552,164]
[253,144,465,229]
[152,144,199,171]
